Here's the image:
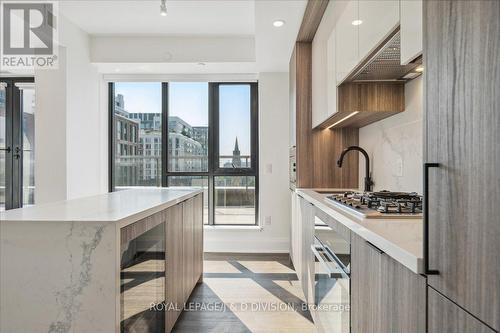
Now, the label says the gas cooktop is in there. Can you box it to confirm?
[325,190,423,219]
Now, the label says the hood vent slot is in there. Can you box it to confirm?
[346,28,422,83]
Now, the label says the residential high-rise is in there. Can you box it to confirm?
[168,117,206,172]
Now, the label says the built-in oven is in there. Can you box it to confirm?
[312,216,350,333]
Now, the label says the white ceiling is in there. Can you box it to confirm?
[59,0,307,73]
[59,0,255,36]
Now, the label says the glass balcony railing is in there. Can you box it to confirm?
[115,155,255,225]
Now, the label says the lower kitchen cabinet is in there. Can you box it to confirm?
[428,287,496,333]
[297,195,315,305]
[351,234,426,333]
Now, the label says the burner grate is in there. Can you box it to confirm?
[326,190,423,216]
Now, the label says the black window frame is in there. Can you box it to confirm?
[109,81,259,226]
[1,77,35,210]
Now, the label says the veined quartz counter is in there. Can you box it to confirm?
[0,187,203,227]
[0,188,203,333]
[297,188,423,274]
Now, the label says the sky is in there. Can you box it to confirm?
[115,82,250,156]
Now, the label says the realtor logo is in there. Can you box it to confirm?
[1,1,58,70]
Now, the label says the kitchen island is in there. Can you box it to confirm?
[0,188,204,333]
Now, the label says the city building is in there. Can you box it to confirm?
[114,94,140,186]
[168,117,207,172]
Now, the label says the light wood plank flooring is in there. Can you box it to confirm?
[172,253,316,333]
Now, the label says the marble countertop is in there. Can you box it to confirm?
[297,188,423,274]
[0,188,203,224]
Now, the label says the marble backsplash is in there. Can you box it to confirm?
[359,76,423,194]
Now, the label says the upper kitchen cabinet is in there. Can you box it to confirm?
[335,0,359,85]
[400,0,422,64]
[312,1,338,128]
[358,0,400,62]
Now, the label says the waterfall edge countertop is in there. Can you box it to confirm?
[297,188,423,274]
[0,187,203,228]
[0,187,204,333]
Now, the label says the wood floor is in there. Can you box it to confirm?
[171,253,316,333]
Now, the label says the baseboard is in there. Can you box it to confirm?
[203,236,290,253]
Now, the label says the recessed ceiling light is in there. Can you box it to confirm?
[415,66,424,72]
[351,20,363,26]
[160,0,167,16]
[273,20,285,27]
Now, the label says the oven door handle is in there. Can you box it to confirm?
[323,244,350,275]
[311,245,337,278]
[311,245,349,279]
[314,236,350,275]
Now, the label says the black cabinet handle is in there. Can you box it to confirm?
[424,162,440,275]
[366,241,384,254]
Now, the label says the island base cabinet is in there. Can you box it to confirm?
[165,204,184,333]
[428,287,496,333]
[165,193,204,333]
[351,234,426,333]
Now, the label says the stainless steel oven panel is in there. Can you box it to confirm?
[314,236,350,276]
[314,221,351,274]
[313,242,350,333]
[312,244,344,279]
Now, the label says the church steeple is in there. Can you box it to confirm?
[232,137,241,167]
[233,137,240,155]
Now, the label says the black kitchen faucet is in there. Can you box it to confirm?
[337,146,374,192]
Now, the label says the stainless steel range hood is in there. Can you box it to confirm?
[345,28,422,83]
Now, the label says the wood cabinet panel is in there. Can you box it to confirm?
[299,196,315,304]
[322,83,405,129]
[293,42,313,188]
[182,197,195,301]
[165,204,183,333]
[165,195,204,332]
[193,193,204,284]
[428,287,496,333]
[351,233,425,333]
[121,210,164,246]
[351,234,383,333]
[379,250,426,333]
[424,0,500,330]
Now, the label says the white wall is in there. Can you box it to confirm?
[358,76,423,193]
[62,16,103,199]
[204,72,291,253]
[34,47,67,204]
[34,15,103,203]
[91,36,255,64]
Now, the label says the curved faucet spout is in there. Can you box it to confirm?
[337,146,373,192]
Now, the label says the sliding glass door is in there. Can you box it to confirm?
[0,78,36,211]
[109,81,258,226]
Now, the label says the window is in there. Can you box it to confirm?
[109,82,258,225]
[110,82,162,189]
[0,78,36,211]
